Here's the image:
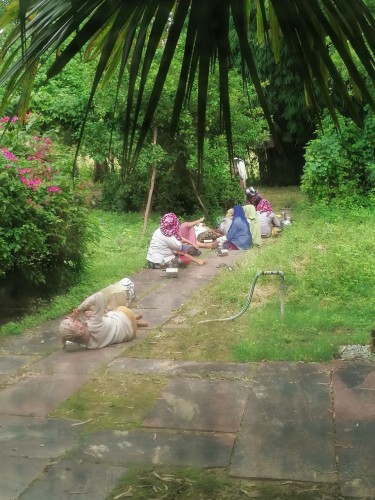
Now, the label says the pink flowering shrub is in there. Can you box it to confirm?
[0,115,89,285]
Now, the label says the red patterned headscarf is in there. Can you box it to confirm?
[160,213,182,240]
[256,198,273,215]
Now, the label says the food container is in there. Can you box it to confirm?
[162,267,179,278]
[217,248,229,256]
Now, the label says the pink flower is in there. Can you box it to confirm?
[1,148,18,162]
[47,185,61,193]
[87,182,93,188]
[11,116,18,123]
[0,116,10,123]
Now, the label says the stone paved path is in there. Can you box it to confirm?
[0,250,374,499]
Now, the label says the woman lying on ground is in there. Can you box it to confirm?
[179,216,223,250]
[226,205,252,250]
[147,213,206,269]
[59,291,148,349]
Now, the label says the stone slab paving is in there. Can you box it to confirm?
[142,378,251,433]
[0,373,89,417]
[332,360,375,499]
[108,357,256,380]
[72,429,235,467]
[230,362,337,484]
[0,415,83,458]
[18,460,125,500]
[30,343,124,375]
[131,307,172,329]
[0,415,85,499]
[0,355,36,384]
[0,456,49,500]
[1,322,61,355]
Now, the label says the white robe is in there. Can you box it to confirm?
[77,292,135,349]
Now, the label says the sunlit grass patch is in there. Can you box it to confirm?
[51,372,169,431]
[108,465,340,499]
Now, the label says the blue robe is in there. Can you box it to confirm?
[226,206,252,250]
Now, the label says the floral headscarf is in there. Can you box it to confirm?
[59,317,90,345]
[160,212,182,240]
[256,198,273,215]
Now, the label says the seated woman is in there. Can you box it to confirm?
[226,205,252,250]
[242,204,261,246]
[258,211,282,238]
[59,291,148,349]
[218,208,234,236]
[147,213,206,268]
[245,188,282,238]
[179,217,221,249]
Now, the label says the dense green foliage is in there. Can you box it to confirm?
[100,64,268,215]
[301,110,375,203]
[0,114,89,286]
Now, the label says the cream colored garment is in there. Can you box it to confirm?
[78,292,136,349]
[100,283,131,310]
[242,204,261,246]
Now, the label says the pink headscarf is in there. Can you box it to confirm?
[256,198,273,215]
[160,213,182,240]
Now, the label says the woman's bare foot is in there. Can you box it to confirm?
[196,217,205,225]
[136,319,149,327]
[198,259,207,266]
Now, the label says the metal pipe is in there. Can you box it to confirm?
[197,270,285,324]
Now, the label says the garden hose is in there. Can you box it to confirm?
[197,270,285,324]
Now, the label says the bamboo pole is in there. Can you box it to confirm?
[188,170,209,219]
[142,125,158,237]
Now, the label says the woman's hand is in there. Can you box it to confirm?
[70,308,79,319]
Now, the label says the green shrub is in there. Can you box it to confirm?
[0,114,90,285]
[301,111,375,203]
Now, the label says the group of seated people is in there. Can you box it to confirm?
[146,187,282,270]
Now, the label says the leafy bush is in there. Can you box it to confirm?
[301,111,375,203]
[0,114,90,285]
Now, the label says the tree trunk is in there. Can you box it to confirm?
[142,125,158,237]
[188,171,209,219]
